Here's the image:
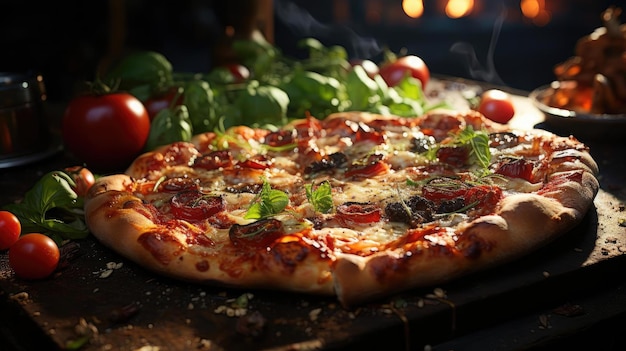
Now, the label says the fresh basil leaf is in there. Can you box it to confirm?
[244,180,289,219]
[305,181,333,214]
[2,171,89,244]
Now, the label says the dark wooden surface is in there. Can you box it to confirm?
[1,82,626,351]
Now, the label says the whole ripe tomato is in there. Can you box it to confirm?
[62,92,151,171]
[9,233,60,280]
[379,55,430,88]
[477,89,516,124]
[0,211,21,251]
[143,87,183,121]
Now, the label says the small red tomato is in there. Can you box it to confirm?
[477,89,516,124]
[64,166,96,197]
[0,211,21,250]
[224,63,250,83]
[62,92,151,171]
[143,87,183,121]
[379,55,430,88]
[9,233,60,280]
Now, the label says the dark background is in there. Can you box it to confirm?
[0,0,620,102]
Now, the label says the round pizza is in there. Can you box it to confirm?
[84,109,599,308]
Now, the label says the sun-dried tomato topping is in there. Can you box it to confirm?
[494,158,535,182]
[170,190,225,221]
[436,146,470,168]
[237,156,271,170]
[421,179,502,216]
[336,202,382,224]
[344,154,389,178]
[229,218,285,248]
[354,126,385,144]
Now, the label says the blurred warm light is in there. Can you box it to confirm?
[445,0,474,18]
[402,0,424,18]
[520,0,551,26]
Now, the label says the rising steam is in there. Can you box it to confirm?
[450,6,507,85]
[274,0,381,59]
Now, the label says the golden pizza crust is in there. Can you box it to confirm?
[85,175,336,295]
[333,163,599,307]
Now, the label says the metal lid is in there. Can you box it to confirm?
[0,72,47,108]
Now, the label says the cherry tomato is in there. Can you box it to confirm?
[0,211,21,250]
[379,55,430,88]
[62,92,151,171]
[64,166,96,197]
[477,89,516,124]
[224,63,250,83]
[9,233,60,280]
[143,87,183,121]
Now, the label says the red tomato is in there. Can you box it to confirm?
[63,166,95,197]
[379,55,430,88]
[0,211,21,250]
[143,87,183,121]
[9,233,60,280]
[477,89,516,124]
[62,92,151,171]
[224,63,250,83]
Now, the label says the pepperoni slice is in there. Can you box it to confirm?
[158,177,200,192]
[264,129,296,147]
[170,190,225,221]
[193,150,233,170]
[229,218,285,248]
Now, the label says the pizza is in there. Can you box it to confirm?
[83,109,599,308]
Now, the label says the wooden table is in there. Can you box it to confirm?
[1,80,626,351]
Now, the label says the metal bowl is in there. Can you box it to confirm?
[0,72,60,167]
[529,83,626,140]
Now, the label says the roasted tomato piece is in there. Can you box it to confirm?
[421,178,469,203]
[493,157,535,182]
[345,154,389,178]
[229,218,285,248]
[336,202,382,224]
[193,150,233,170]
[238,156,270,170]
[436,146,470,168]
[170,190,225,221]
[354,126,385,144]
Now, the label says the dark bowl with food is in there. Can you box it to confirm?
[529,83,626,141]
